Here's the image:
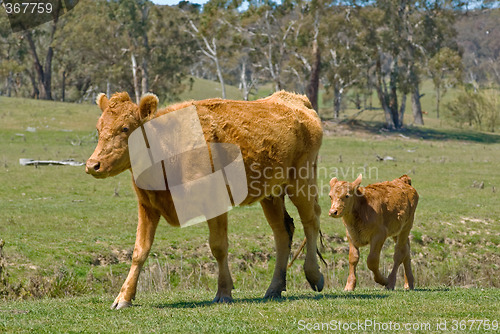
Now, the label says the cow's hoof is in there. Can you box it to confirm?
[264,289,283,300]
[212,296,233,303]
[385,283,396,290]
[307,272,324,292]
[111,301,132,310]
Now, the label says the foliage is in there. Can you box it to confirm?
[445,87,500,132]
[428,47,463,118]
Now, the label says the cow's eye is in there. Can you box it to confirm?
[122,127,129,133]
[345,194,350,198]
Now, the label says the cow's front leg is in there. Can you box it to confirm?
[207,213,233,303]
[111,204,160,310]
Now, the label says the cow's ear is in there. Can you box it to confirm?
[139,93,159,119]
[352,174,362,188]
[329,177,338,187]
[96,93,109,112]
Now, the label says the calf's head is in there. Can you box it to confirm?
[86,92,158,178]
[328,174,362,218]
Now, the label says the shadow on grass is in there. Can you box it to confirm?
[330,119,500,144]
[154,292,389,309]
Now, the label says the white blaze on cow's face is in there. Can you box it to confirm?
[328,174,362,218]
[86,92,158,178]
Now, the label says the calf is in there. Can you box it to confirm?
[329,174,418,291]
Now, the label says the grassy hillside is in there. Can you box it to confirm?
[0,95,499,331]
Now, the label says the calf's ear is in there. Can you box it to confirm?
[139,93,159,119]
[352,174,362,188]
[96,93,109,112]
[329,177,338,187]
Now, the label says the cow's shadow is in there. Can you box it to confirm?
[153,292,388,309]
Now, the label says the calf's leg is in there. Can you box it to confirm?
[344,234,360,291]
[261,196,292,299]
[367,231,388,287]
[111,204,160,310]
[207,213,234,303]
[386,229,412,290]
[403,239,414,290]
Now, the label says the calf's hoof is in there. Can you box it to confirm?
[111,300,132,310]
[212,295,233,303]
[307,272,324,292]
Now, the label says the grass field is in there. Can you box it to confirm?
[0,93,499,332]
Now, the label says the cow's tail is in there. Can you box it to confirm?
[287,230,327,269]
[399,174,412,185]
[284,208,295,249]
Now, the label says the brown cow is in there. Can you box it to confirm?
[86,91,324,309]
[328,174,418,291]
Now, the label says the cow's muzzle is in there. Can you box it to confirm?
[86,159,104,177]
[329,209,340,217]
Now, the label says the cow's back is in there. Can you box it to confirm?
[156,92,323,204]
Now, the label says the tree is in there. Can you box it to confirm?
[54,0,130,102]
[322,4,367,118]
[115,0,155,103]
[428,47,463,118]
[0,14,29,97]
[22,1,67,100]
[185,0,239,99]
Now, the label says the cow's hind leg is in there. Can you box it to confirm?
[207,213,233,303]
[111,204,160,310]
[261,195,293,299]
[287,183,324,292]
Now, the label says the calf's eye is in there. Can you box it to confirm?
[122,127,129,133]
[345,194,350,198]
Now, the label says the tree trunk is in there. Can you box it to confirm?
[399,94,407,128]
[436,86,441,119]
[306,41,320,112]
[61,70,66,102]
[131,53,140,104]
[214,56,226,99]
[240,61,249,101]
[106,81,111,98]
[141,57,148,96]
[333,86,342,119]
[306,11,321,113]
[6,72,13,97]
[389,60,400,129]
[412,84,424,125]
[375,58,395,129]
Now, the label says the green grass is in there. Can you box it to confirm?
[1,289,499,333]
[0,94,499,331]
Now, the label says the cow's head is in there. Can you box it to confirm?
[86,92,158,178]
[328,174,362,218]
